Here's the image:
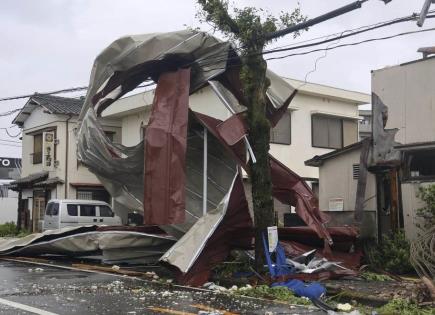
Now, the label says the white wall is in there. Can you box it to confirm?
[0,180,18,223]
[20,108,122,201]
[271,93,359,179]
[318,149,377,212]
[105,85,362,180]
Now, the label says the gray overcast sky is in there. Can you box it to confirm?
[1,0,434,157]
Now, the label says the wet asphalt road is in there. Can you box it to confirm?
[0,259,323,315]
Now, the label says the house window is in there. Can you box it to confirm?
[404,149,435,180]
[33,134,43,164]
[270,111,291,145]
[104,131,115,142]
[312,115,343,149]
[77,187,111,204]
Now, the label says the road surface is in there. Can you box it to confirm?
[0,259,322,315]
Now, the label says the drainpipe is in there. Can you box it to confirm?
[64,115,72,198]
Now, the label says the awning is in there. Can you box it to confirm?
[33,177,64,188]
[9,171,48,190]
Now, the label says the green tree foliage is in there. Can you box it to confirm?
[367,230,414,275]
[196,0,306,271]
[416,184,435,230]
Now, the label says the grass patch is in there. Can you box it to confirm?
[376,299,435,315]
[361,271,392,282]
[0,222,30,237]
[233,285,311,305]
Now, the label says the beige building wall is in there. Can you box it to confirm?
[318,149,377,212]
[372,57,435,145]
[20,106,122,200]
[372,57,435,239]
[104,81,368,181]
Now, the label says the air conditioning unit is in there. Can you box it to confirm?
[54,139,60,145]
[54,160,60,168]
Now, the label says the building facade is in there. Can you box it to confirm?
[305,55,435,240]
[11,95,121,232]
[371,56,435,240]
[102,78,369,222]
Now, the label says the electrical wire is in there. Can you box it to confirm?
[0,11,433,104]
[0,128,22,138]
[0,138,21,144]
[0,142,22,148]
[266,27,435,61]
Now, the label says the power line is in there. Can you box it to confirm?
[0,138,21,144]
[0,128,21,138]
[266,27,435,61]
[0,11,433,105]
[195,13,435,69]
[0,108,21,117]
[0,81,155,103]
[0,142,22,148]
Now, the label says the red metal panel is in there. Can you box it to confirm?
[194,112,332,244]
[174,175,253,286]
[143,68,191,225]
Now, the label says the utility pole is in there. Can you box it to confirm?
[417,0,435,27]
[265,1,368,41]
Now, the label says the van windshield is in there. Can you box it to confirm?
[45,203,59,216]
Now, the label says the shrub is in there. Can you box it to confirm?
[416,184,435,230]
[0,222,19,237]
[367,230,414,274]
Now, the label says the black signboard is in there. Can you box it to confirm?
[0,157,21,180]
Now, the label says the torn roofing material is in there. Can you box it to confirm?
[76,30,332,284]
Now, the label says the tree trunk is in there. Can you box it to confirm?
[241,47,275,271]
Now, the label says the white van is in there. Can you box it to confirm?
[43,199,122,231]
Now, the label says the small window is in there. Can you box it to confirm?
[405,149,435,180]
[51,203,59,216]
[353,164,360,180]
[99,205,114,217]
[67,204,78,216]
[104,131,115,142]
[80,205,96,217]
[312,115,343,149]
[270,111,291,145]
[33,134,43,164]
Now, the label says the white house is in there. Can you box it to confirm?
[11,94,121,232]
[304,54,435,240]
[103,78,370,190]
[101,77,369,223]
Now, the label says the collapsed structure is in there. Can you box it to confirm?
[73,30,337,284]
[1,31,361,286]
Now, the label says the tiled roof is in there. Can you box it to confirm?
[31,94,84,115]
[10,171,48,186]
